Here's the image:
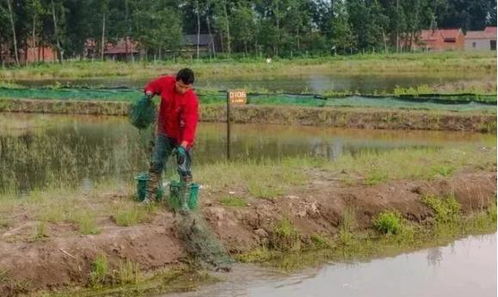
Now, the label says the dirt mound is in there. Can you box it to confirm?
[0,171,495,296]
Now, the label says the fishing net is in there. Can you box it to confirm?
[176,211,234,271]
[128,96,156,129]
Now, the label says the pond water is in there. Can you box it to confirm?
[163,233,497,297]
[11,73,480,93]
[0,113,494,194]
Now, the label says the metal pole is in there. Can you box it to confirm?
[226,91,231,160]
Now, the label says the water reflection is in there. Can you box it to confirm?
[12,73,485,93]
[0,113,494,194]
[163,234,497,297]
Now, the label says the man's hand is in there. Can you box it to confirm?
[176,146,187,165]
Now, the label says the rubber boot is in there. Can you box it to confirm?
[142,171,160,205]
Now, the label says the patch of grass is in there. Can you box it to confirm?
[338,207,357,245]
[248,182,283,200]
[373,211,404,235]
[33,221,48,240]
[115,260,141,285]
[43,267,217,297]
[309,233,333,249]
[90,254,110,287]
[219,196,248,207]
[72,211,100,235]
[236,247,273,263]
[112,205,154,227]
[365,169,389,185]
[422,195,461,225]
[431,165,455,177]
[269,218,301,251]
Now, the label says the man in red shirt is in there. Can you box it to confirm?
[142,68,199,206]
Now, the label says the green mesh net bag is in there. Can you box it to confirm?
[128,96,156,129]
[176,211,234,271]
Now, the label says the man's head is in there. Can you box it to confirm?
[175,68,195,94]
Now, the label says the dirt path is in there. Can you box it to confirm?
[0,170,495,296]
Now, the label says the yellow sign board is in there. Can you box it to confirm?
[228,90,247,104]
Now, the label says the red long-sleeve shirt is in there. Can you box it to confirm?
[144,76,199,147]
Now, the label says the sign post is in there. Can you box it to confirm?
[226,90,247,160]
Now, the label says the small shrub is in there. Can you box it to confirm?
[422,195,461,224]
[373,211,404,235]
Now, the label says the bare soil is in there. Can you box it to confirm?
[0,170,495,296]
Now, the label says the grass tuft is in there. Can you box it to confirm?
[373,211,404,235]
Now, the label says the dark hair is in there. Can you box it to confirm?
[176,68,195,84]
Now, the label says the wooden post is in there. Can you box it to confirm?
[226,91,231,160]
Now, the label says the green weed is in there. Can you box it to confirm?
[270,218,301,251]
[116,260,141,285]
[90,254,110,287]
[72,211,100,235]
[112,205,154,227]
[33,221,48,240]
[338,207,357,245]
[373,211,404,235]
[422,195,461,225]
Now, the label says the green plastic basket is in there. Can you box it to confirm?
[135,172,164,201]
[168,181,200,211]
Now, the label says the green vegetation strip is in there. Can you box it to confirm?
[1,52,495,80]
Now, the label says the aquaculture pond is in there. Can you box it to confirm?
[0,113,494,195]
[163,233,497,297]
[9,72,486,94]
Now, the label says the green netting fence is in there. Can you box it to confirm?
[0,87,495,112]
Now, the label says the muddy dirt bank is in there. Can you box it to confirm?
[0,98,495,132]
[0,170,495,296]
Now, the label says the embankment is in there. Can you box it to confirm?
[0,170,495,296]
[0,98,495,132]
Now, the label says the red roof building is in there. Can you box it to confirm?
[414,28,465,51]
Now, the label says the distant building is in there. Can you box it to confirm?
[23,38,57,63]
[413,28,465,51]
[104,38,141,60]
[0,38,57,64]
[465,26,497,51]
[84,38,142,60]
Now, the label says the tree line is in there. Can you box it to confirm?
[1,0,496,64]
